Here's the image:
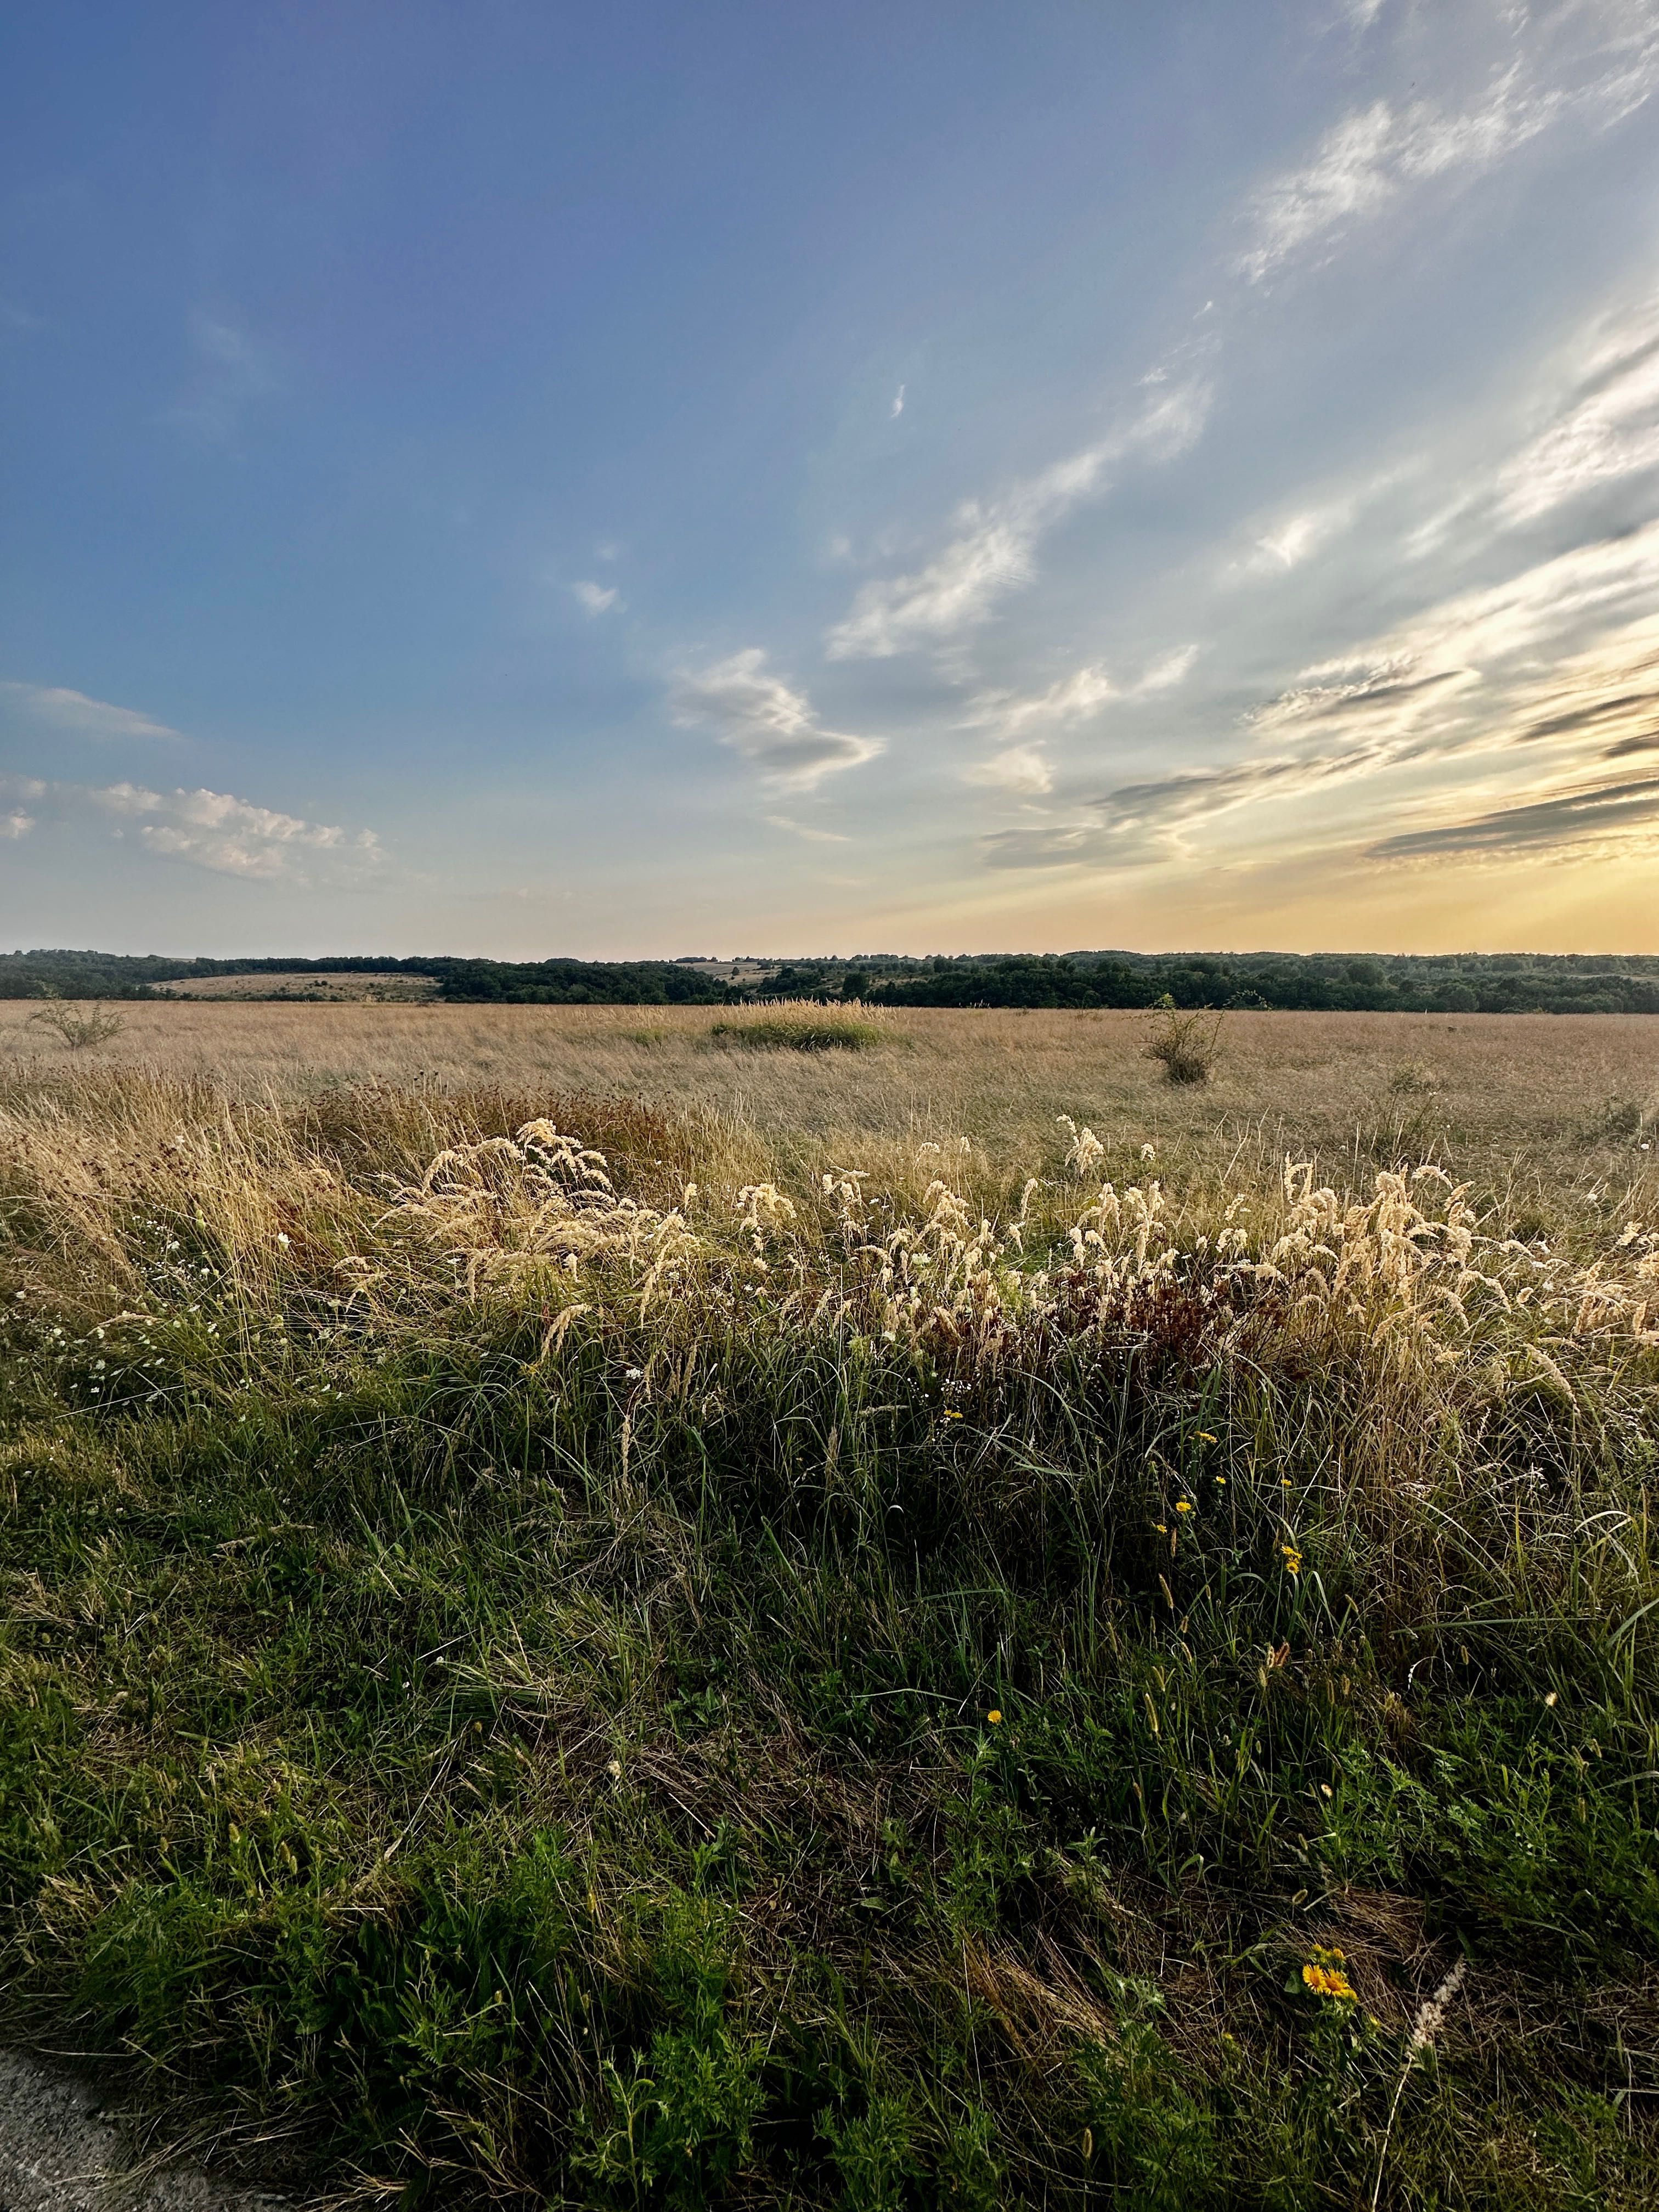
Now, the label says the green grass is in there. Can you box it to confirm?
[707,1012,885,1053]
[1,1080,1657,2207]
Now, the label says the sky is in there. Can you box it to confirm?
[3,1,1658,960]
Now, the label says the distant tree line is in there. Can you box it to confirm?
[3,946,1658,1014]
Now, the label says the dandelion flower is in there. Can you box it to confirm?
[986,1709,1003,1725]
[1176,1500,1194,1515]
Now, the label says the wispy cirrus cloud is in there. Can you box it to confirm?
[1412,294,1659,553]
[969,663,1117,741]
[671,650,882,787]
[1369,770,1659,859]
[0,681,183,742]
[1138,644,1200,693]
[1239,4,1659,284]
[966,644,1198,750]
[0,774,383,881]
[982,520,1659,872]
[1245,499,1357,573]
[958,645,1201,804]
[764,812,852,842]
[963,744,1054,795]
[825,377,1210,659]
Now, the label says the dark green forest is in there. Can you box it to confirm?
[4,945,1659,1013]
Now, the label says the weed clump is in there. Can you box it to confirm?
[25,999,126,1051]
[1142,996,1221,1085]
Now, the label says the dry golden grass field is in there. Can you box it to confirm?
[5,998,1654,1231]
[148,970,438,1002]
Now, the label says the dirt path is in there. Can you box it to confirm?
[0,2053,289,2212]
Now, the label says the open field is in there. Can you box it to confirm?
[3,998,1656,1183]
[149,973,440,1003]
[2,1006,1658,2207]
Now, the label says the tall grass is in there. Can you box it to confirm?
[708,1004,887,1053]
[2,1068,1657,2206]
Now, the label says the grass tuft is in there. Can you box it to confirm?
[708,1003,885,1053]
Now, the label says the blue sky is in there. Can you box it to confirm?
[3,0,1658,957]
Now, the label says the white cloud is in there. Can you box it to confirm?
[1413,293,1659,551]
[764,814,853,842]
[826,512,1032,661]
[964,745,1054,794]
[1136,644,1200,693]
[966,644,1196,753]
[1250,506,1350,571]
[980,517,1659,872]
[1239,8,1659,283]
[825,377,1210,658]
[2,810,34,838]
[671,650,883,788]
[0,681,183,742]
[0,774,383,882]
[970,663,1117,740]
[891,383,906,419]
[1239,98,1402,283]
[1233,467,1411,578]
[105,783,382,879]
[572,580,620,615]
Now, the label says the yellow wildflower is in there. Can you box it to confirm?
[1301,1944,1356,2002]
[986,1709,1003,1725]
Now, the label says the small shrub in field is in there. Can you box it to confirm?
[1141,998,1221,1086]
[25,999,126,1051]
[709,1011,882,1053]
[1389,1060,1438,1095]
[1588,1093,1646,1141]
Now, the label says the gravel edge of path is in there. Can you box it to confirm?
[0,2052,291,2212]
